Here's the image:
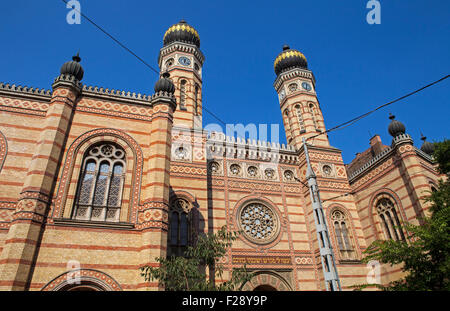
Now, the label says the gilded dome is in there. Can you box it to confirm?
[274,45,308,76]
[163,20,200,48]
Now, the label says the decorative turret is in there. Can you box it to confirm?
[420,134,434,155]
[60,53,84,81]
[154,72,175,94]
[388,114,406,137]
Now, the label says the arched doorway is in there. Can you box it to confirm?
[242,271,292,291]
[253,284,277,291]
[41,269,122,291]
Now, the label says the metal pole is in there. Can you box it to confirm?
[302,137,341,291]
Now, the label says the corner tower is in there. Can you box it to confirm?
[274,45,329,148]
[158,20,205,129]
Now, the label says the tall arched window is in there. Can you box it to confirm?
[309,103,318,130]
[331,210,355,260]
[295,104,305,132]
[180,80,187,110]
[284,109,293,144]
[194,85,199,116]
[168,198,193,257]
[73,143,126,222]
[376,197,405,241]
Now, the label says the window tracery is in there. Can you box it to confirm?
[73,143,126,222]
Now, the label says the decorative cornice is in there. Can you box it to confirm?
[206,131,299,164]
[391,133,413,147]
[158,42,205,66]
[414,146,434,163]
[151,92,177,111]
[0,82,51,100]
[82,85,152,105]
[274,68,316,91]
[52,74,83,93]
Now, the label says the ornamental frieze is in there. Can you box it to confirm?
[0,97,49,112]
[170,165,207,176]
[232,255,292,265]
[351,158,394,189]
[227,180,282,192]
[77,99,152,119]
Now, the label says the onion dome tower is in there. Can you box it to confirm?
[60,52,84,81]
[273,45,329,147]
[420,134,434,155]
[158,20,204,128]
[274,45,308,76]
[388,114,406,137]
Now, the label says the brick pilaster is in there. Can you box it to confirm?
[0,75,81,290]
[139,90,176,291]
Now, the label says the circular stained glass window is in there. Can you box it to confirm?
[238,202,280,244]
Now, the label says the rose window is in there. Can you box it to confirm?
[239,203,279,244]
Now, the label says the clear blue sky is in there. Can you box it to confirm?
[0,0,448,163]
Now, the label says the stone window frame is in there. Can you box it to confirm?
[179,79,188,110]
[167,195,196,257]
[375,194,406,241]
[57,130,140,225]
[308,102,320,132]
[330,208,357,261]
[294,104,306,133]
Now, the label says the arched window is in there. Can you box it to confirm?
[194,85,199,116]
[73,143,126,222]
[331,210,355,260]
[180,80,187,110]
[295,104,305,132]
[283,109,293,144]
[309,103,318,130]
[376,197,405,241]
[168,198,193,257]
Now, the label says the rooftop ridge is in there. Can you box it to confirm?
[348,145,393,181]
[0,82,52,97]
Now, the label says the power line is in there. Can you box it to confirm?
[307,74,450,141]
[61,0,160,74]
[60,0,229,126]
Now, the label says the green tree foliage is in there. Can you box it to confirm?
[140,226,253,291]
[352,139,450,291]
